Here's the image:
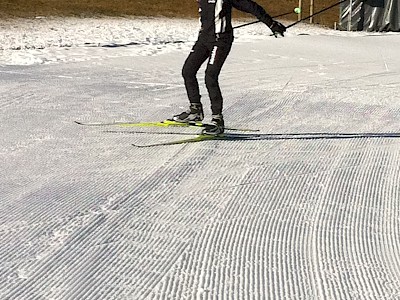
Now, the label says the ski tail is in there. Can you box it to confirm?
[75,120,173,127]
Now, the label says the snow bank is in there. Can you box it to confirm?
[0,16,380,66]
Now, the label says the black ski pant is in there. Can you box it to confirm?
[182,33,233,115]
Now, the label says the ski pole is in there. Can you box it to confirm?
[233,9,299,30]
[286,0,347,29]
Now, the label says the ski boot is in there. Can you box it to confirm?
[203,114,224,135]
[171,103,204,123]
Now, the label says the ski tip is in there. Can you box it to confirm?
[133,144,165,148]
[74,121,84,125]
[132,143,154,148]
[132,143,145,148]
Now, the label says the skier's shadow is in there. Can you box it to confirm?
[238,132,400,141]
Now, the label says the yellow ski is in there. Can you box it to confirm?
[132,133,261,147]
[75,119,259,132]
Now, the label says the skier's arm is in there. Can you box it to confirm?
[231,0,273,26]
[231,0,286,37]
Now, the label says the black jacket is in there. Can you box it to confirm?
[198,0,273,37]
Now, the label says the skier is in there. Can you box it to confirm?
[171,0,286,135]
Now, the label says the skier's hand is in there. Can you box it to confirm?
[269,21,286,38]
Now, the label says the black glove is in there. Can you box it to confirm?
[269,21,286,38]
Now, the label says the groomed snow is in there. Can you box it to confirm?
[1,17,400,299]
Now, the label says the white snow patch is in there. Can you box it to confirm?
[0,16,386,66]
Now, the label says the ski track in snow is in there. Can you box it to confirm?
[1,17,400,299]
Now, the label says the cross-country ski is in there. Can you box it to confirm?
[132,132,262,147]
[74,119,259,132]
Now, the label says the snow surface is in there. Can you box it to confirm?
[1,17,400,299]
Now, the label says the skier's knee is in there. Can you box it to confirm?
[182,65,196,80]
[205,72,218,89]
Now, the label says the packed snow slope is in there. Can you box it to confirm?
[1,17,400,299]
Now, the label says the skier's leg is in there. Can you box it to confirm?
[182,41,210,104]
[172,41,210,122]
[204,36,233,115]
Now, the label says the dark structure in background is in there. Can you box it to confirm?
[339,0,399,31]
